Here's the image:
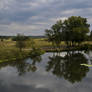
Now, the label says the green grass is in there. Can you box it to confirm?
[0,38,92,63]
[1,38,92,49]
[0,38,92,60]
[0,48,29,62]
[0,38,49,62]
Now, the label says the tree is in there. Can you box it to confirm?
[45,20,63,50]
[12,35,29,41]
[16,34,27,52]
[62,16,90,47]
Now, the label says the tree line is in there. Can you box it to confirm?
[45,16,91,49]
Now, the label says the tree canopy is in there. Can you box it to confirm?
[16,34,27,52]
[45,20,63,47]
[45,16,90,47]
[62,16,90,46]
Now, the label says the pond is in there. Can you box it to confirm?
[0,51,92,92]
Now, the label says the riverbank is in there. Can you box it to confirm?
[0,48,30,63]
[0,39,92,62]
[41,45,92,52]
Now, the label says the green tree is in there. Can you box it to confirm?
[62,16,90,47]
[45,20,63,50]
[16,34,27,52]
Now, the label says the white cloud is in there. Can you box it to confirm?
[0,0,92,35]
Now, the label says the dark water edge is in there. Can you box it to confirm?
[0,51,92,92]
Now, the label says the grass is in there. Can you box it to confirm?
[0,48,29,62]
[0,38,92,62]
[0,38,49,62]
[1,38,83,49]
[33,38,66,48]
[0,38,92,50]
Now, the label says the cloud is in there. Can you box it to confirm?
[0,0,92,35]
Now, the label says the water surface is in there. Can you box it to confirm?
[0,51,92,92]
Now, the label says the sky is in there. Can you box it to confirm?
[0,0,92,36]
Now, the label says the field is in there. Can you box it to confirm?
[0,38,51,49]
[0,38,92,62]
[0,38,68,53]
[0,38,92,50]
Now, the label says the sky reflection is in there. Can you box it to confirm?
[0,52,91,92]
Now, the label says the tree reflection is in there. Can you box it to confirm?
[0,55,42,76]
[46,52,89,83]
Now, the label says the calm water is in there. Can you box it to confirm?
[0,51,92,92]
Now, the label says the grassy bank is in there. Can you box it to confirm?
[0,48,30,62]
[0,38,47,62]
[0,38,92,60]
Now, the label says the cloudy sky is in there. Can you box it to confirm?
[0,0,92,36]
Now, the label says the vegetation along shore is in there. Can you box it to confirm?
[0,16,92,62]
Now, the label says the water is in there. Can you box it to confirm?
[0,51,92,92]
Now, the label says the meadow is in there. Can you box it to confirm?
[0,38,51,62]
[0,38,92,50]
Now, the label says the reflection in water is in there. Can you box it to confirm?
[0,52,92,92]
[0,55,42,76]
[46,52,89,83]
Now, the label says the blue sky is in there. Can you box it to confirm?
[0,0,92,36]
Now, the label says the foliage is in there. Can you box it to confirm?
[62,16,90,46]
[16,34,27,51]
[12,35,29,41]
[0,49,29,62]
[29,47,45,58]
[45,16,90,48]
[45,20,63,47]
